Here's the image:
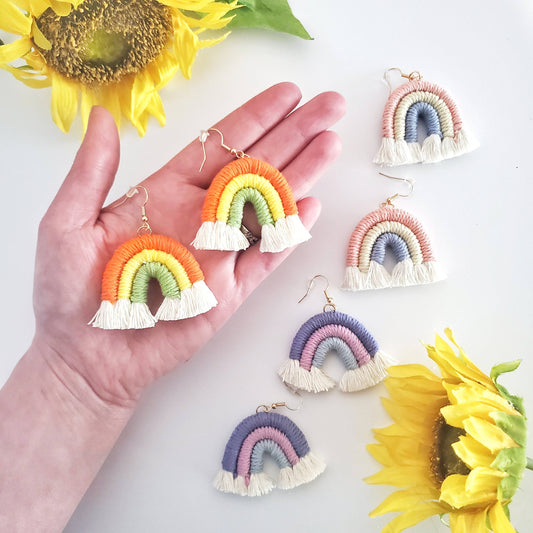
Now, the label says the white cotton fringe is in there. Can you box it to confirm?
[214,471,276,497]
[128,302,157,329]
[278,359,336,393]
[260,215,311,253]
[192,220,250,251]
[339,351,397,392]
[156,281,217,321]
[90,282,217,329]
[278,452,326,490]
[90,299,156,329]
[213,471,247,496]
[343,260,445,291]
[214,454,324,497]
[374,129,479,167]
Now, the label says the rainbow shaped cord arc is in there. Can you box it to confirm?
[374,79,479,166]
[278,311,395,393]
[342,206,445,291]
[214,411,325,497]
[90,234,217,329]
[193,157,310,253]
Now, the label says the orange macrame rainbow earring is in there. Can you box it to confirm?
[90,186,217,330]
[192,129,311,253]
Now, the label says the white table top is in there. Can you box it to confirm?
[1,1,532,531]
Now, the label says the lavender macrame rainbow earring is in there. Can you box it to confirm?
[278,276,395,393]
[342,173,446,291]
[214,401,325,497]
[374,68,479,166]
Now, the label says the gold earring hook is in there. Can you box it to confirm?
[114,185,153,235]
[298,274,336,312]
[255,392,302,413]
[379,172,415,207]
[198,128,249,172]
[383,67,423,94]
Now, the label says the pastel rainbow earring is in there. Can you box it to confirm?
[278,276,395,393]
[90,186,217,329]
[192,129,311,253]
[374,68,479,166]
[342,173,446,291]
[214,401,325,497]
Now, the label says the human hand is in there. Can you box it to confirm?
[33,83,345,407]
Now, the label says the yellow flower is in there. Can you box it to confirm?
[366,329,528,533]
[0,0,237,135]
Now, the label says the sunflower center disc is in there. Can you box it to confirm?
[36,0,173,85]
[431,415,471,485]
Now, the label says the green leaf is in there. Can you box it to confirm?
[490,360,526,415]
[493,447,526,500]
[224,0,312,39]
[490,360,522,382]
[492,412,527,447]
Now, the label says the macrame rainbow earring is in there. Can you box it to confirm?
[214,402,325,497]
[278,276,395,393]
[342,174,445,291]
[90,186,217,329]
[374,68,479,166]
[192,129,311,253]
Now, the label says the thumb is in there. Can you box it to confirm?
[46,106,120,228]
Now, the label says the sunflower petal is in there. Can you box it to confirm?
[440,469,503,509]
[145,92,165,126]
[449,509,488,533]
[463,417,519,454]
[380,502,447,533]
[364,466,437,488]
[50,75,78,132]
[488,501,516,533]
[0,2,31,34]
[0,63,50,87]
[369,486,439,517]
[49,0,72,15]
[173,16,199,79]
[452,435,495,469]
[0,37,32,63]
[386,364,441,381]
[80,85,95,133]
[31,20,51,49]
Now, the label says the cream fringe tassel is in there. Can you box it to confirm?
[343,259,445,291]
[374,129,479,166]
[90,281,217,329]
[214,452,325,497]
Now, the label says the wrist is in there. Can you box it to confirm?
[0,341,134,531]
[26,337,137,422]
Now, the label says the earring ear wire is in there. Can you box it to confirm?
[298,274,336,312]
[198,128,249,172]
[378,172,415,207]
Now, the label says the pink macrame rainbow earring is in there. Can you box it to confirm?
[342,174,446,291]
[192,129,311,253]
[374,68,479,166]
[90,186,217,330]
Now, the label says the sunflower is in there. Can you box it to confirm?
[0,0,237,135]
[366,329,530,533]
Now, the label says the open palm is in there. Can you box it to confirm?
[33,83,345,406]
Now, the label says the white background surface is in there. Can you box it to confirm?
[2,1,533,531]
